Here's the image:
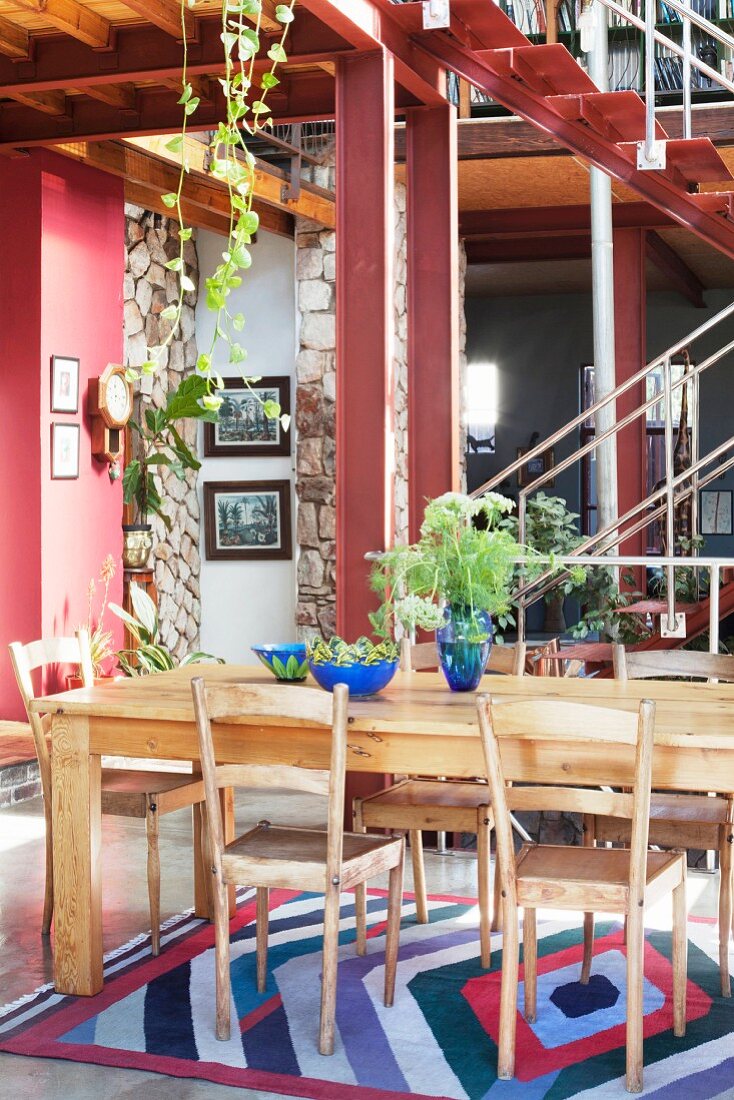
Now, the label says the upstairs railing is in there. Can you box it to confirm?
[470,296,734,644]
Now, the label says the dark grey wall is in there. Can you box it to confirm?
[465,287,734,556]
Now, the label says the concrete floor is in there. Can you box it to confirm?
[0,793,723,1100]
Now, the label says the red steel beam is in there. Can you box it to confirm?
[460,202,676,239]
[417,33,734,259]
[0,14,349,97]
[466,235,592,262]
[646,229,706,308]
[335,49,395,814]
[407,104,460,539]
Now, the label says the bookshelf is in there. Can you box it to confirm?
[471,0,734,113]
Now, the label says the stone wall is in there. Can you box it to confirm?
[123,204,202,659]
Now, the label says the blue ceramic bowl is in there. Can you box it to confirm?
[252,643,308,682]
[307,657,398,697]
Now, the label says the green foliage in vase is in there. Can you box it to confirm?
[109,584,223,676]
[371,492,522,639]
[123,375,218,529]
[306,636,400,667]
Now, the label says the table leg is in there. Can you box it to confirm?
[52,714,102,995]
[193,781,235,920]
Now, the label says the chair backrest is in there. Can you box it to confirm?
[191,679,349,886]
[399,638,526,676]
[8,630,93,800]
[476,694,656,910]
[613,643,734,683]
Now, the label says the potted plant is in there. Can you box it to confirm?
[122,375,218,568]
[371,492,522,691]
[109,583,222,674]
[506,492,583,633]
[68,554,118,687]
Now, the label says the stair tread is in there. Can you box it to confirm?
[617,137,734,184]
[612,599,699,614]
[541,643,614,661]
[392,0,528,48]
[482,44,598,96]
[689,191,734,216]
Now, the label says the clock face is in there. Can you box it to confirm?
[105,373,131,424]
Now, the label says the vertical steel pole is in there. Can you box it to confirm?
[587,7,619,546]
[710,562,720,654]
[663,357,676,631]
[683,0,692,140]
[645,0,657,160]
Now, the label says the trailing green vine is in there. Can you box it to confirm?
[124,0,295,434]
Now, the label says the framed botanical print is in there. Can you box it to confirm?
[701,489,733,535]
[51,423,80,480]
[204,480,292,561]
[203,376,291,457]
[51,355,80,414]
[517,446,555,488]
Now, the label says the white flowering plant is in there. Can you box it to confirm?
[370,492,524,639]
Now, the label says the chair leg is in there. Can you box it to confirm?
[492,856,503,932]
[383,841,405,1008]
[477,814,492,968]
[319,886,342,1056]
[146,796,161,957]
[213,876,232,1041]
[497,898,519,1080]
[580,812,595,984]
[523,907,537,1024]
[41,806,54,937]
[672,861,687,1038]
[625,905,645,1094]
[581,913,595,985]
[256,886,269,993]
[410,830,429,924]
[352,801,368,956]
[719,826,732,998]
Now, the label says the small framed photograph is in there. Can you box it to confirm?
[51,355,80,413]
[701,489,733,535]
[51,423,80,480]
[204,480,292,560]
[517,446,555,488]
[203,376,291,457]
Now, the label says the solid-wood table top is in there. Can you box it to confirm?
[32,664,734,750]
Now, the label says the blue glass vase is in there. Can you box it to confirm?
[436,606,493,692]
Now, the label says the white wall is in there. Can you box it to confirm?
[196,227,297,664]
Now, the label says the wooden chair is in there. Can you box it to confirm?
[477,693,687,1093]
[594,643,734,996]
[9,630,205,955]
[353,639,526,969]
[190,678,405,1055]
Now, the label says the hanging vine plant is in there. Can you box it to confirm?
[124,0,296,435]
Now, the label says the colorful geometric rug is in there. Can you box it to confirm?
[1,888,733,1099]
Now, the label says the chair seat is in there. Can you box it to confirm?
[221,824,403,893]
[101,768,204,818]
[595,791,731,851]
[516,843,685,912]
[359,779,492,832]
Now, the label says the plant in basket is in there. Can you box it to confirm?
[68,554,118,686]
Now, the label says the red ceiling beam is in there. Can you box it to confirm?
[460,203,676,238]
[646,229,706,308]
[416,33,734,259]
[465,235,592,263]
[0,14,348,98]
[296,0,447,104]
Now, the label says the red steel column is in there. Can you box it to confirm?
[335,50,395,636]
[613,227,647,566]
[406,105,460,539]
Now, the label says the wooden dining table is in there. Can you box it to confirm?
[34,664,734,997]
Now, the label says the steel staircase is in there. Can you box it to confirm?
[389,0,734,258]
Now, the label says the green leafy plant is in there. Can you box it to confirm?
[306,636,400,667]
[371,492,522,640]
[109,584,222,675]
[123,375,218,529]
[123,0,295,439]
[650,535,709,604]
[79,554,117,676]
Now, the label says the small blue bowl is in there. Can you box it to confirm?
[252,643,308,682]
[307,657,398,697]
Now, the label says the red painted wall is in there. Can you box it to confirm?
[0,151,125,716]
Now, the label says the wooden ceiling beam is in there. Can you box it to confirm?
[646,230,706,308]
[10,0,110,49]
[124,180,232,235]
[0,16,29,60]
[78,83,137,112]
[5,88,68,116]
[460,202,676,238]
[119,0,193,40]
[161,75,214,105]
[466,235,592,263]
